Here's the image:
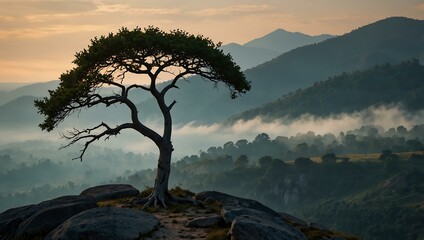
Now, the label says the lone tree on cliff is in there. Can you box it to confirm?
[35,27,250,208]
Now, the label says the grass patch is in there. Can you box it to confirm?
[139,187,153,198]
[169,186,196,198]
[206,226,230,240]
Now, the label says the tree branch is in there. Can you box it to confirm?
[61,122,134,161]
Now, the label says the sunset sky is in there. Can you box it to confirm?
[0,0,423,83]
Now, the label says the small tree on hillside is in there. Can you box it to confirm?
[35,27,250,208]
[321,153,337,164]
[234,155,249,169]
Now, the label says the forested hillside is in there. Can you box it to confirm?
[233,59,424,121]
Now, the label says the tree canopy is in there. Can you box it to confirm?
[36,26,249,132]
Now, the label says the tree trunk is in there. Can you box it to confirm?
[145,87,175,208]
[145,141,173,208]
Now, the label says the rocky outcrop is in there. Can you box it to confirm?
[195,191,281,217]
[0,205,36,239]
[46,207,159,240]
[230,215,307,240]
[194,191,307,240]
[0,195,96,239]
[0,185,342,240]
[80,184,140,202]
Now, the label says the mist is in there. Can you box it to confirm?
[160,104,424,157]
[1,104,420,159]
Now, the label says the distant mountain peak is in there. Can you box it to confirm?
[243,28,334,53]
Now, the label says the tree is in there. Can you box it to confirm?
[321,153,337,164]
[35,27,250,208]
[234,155,249,169]
[258,156,273,168]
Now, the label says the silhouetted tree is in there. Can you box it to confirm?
[258,156,273,168]
[35,26,250,208]
[294,157,314,168]
[321,153,337,164]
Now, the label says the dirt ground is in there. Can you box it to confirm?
[143,212,210,239]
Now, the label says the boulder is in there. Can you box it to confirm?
[0,196,96,239]
[221,205,278,225]
[46,207,160,240]
[80,184,140,202]
[195,191,280,217]
[196,191,307,240]
[0,205,35,239]
[279,212,309,228]
[309,222,331,232]
[186,215,223,227]
[229,215,307,240]
[14,196,97,238]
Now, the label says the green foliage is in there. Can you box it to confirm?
[35,26,250,132]
[234,154,249,168]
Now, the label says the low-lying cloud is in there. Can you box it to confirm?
[108,104,424,158]
[1,104,422,160]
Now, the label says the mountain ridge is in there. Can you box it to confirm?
[230,59,424,122]
[221,28,334,70]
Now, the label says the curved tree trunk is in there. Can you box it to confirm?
[144,90,175,208]
[146,142,173,208]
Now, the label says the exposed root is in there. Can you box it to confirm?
[143,191,169,209]
[124,188,200,209]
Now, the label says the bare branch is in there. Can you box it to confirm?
[61,122,134,161]
[127,84,150,93]
[168,100,177,111]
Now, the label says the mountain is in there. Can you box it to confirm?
[0,82,29,92]
[242,17,424,108]
[141,17,424,124]
[244,28,333,53]
[0,80,58,105]
[231,59,424,122]
[220,29,334,70]
[220,43,280,70]
[0,96,42,128]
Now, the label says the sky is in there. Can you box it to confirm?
[0,0,423,83]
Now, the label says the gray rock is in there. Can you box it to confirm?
[80,184,140,202]
[279,212,309,228]
[0,196,96,239]
[45,207,160,240]
[221,205,281,225]
[186,215,223,227]
[229,215,307,240]
[195,191,280,217]
[0,205,35,239]
[14,197,97,238]
[196,192,307,240]
[309,222,331,232]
